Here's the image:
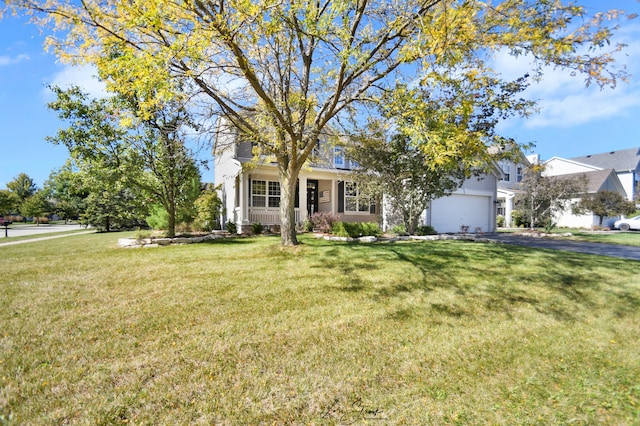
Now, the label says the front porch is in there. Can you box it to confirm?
[227,169,379,233]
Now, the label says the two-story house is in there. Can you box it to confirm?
[214,124,377,233]
[215,120,501,234]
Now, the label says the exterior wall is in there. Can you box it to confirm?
[616,171,635,200]
[553,198,600,228]
[543,158,599,176]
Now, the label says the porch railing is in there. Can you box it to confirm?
[248,208,301,225]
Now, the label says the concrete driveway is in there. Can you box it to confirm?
[487,233,640,261]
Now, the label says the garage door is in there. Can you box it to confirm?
[429,194,491,234]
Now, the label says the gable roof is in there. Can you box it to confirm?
[570,148,640,172]
[552,169,625,195]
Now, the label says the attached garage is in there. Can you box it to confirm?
[427,194,493,234]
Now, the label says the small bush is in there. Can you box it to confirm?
[496,215,505,228]
[226,220,237,234]
[309,211,339,233]
[361,222,381,237]
[251,222,264,235]
[391,224,408,236]
[415,225,437,236]
[331,221,380,238]
[331,221,353,238]
[135,228,152,240]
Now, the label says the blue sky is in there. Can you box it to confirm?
[2,2,640,189]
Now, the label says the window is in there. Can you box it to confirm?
[502,164,511,181]
[516,166,523,183]
[268,181,280,207]
[251,180,281,208]
[344,182,374,212]
[334,147,345,168]
[251,180,266,207]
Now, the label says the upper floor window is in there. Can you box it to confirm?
[502,164,511,182]
[333,147,345,168]
[516,166,523,183]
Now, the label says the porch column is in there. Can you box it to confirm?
[505,194,514,228]
[299,175,308,224]
[241,174,250,227]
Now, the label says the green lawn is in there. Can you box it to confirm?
[1,233,639,424]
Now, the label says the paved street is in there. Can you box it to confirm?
[0,223,87,238]
[487,233,640,261]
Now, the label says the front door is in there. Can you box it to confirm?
[307,180,319,217]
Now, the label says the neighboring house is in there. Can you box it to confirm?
[214,125,377,233]
[215,121,501,234]
[548,147,640,201]
[546,169,628,228]
[494,148,532,227]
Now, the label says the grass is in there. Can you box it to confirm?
[1,233,639,424]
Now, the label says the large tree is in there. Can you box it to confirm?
[6,0,631,245]
[47,86,201,236]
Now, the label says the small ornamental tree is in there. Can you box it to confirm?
[516,165,588,231]
[576,190,636,226]
[194,186,223,232]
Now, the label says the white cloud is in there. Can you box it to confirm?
[492,18,640,130]
[43,64,108,100]
[0,53,30,66]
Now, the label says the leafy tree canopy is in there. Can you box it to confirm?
[576,190,637,226]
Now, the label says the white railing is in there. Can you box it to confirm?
[248,208,300,224]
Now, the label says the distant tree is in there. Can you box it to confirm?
[516,165,588,232]
[7,173,37,211]
[0,190,19,216]
[43,161,87,223]
[21,191,53,225]
[348,131,465,235]
[576,190,636,226]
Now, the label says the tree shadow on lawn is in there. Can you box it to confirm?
[311,239,640,322]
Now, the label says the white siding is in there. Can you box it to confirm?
[543,158,600,176]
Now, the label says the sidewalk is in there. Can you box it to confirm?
[0,230,95,247]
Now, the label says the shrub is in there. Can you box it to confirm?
[225,220,237,234]
[135,228,152,240]
[331,221,381,238]
[390,224,408,236]
[309,211,339,233]
[511,210,529,228]
[331,221,353,238]
[414,225,437,236]
[496,215,505,228]
[251,222,264,235]
[146,205,169,230]
[361,222,381,237]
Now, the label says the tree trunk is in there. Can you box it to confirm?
[167,203,176,238]
[279,171,299,246]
